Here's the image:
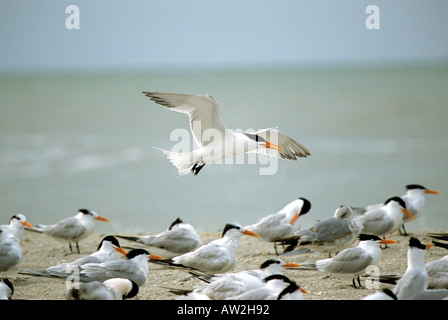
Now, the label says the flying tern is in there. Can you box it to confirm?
[150,223,259,274]
[32,209,110,253]
[142,92,310,176]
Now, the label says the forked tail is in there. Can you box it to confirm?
[153,147,203,176]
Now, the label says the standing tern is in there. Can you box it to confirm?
[355,184,440,235]
[150,223,259,274]
[77,249,163,286]
[27,249,163,287]
[393,237,448,300]
[276,205,363,257]
[32,209,110,253]
[243,197,311,254]
[356,197,414,238]
[66,278,139,300]
[400,184,440,222]
[1,213,33,239]
[115,217,202,257]
[0,278,14,300]
[184,258,301,300]
[142,92,310,176]
[46,236,127,273]
[0,229,22,271]
[18,236,127,276]
[314,234,397,288]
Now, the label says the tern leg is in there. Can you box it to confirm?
[76,242,80,254]
[399,224,409,236]
[380,236,389,249]
[69,243,73,253]
[352,276,362,289]
[191,163,205,176]
[273,243,279,256]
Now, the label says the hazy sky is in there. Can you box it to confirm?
[1,0,448,72]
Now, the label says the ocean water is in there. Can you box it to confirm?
[0,65,447,235]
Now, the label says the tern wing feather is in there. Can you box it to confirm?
[143,92,227,146]
[253,128,310,160]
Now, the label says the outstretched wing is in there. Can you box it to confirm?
[253,128,310,160]
[143,92,227,147]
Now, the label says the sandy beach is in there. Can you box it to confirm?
[2,228,447,301]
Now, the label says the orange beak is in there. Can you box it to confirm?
[95,216,110,222]
[425,189,441,195]
[263,141,283,151]
[379,239,397,245]
[289,212,300,225]
[21,221,33,229]
[402,208,415,221]
[149,254,164,260]
[300,287,308,294]
[283,262,301,268]
[241,229,260,237]
[426,243,433,251]
[115,246,127,256]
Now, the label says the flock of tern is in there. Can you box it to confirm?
[1,183,446,300]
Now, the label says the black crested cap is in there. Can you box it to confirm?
[385,196,407,208]
[78,209,91,215]
[126,248,150,259]
[358,234,382,242]
[277,280,300,300]
[382,288,398,300]
[298,197,312,215]
[406,184,426,190]
[10,215,21,222]
[222,223,241,237]
[409,237,427,250]
[263,274,291,283]
[260,258,282,269]
[98,235,121,250]
[168,217,183,230]
[123,280,139,299]
[1,278,14,294]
